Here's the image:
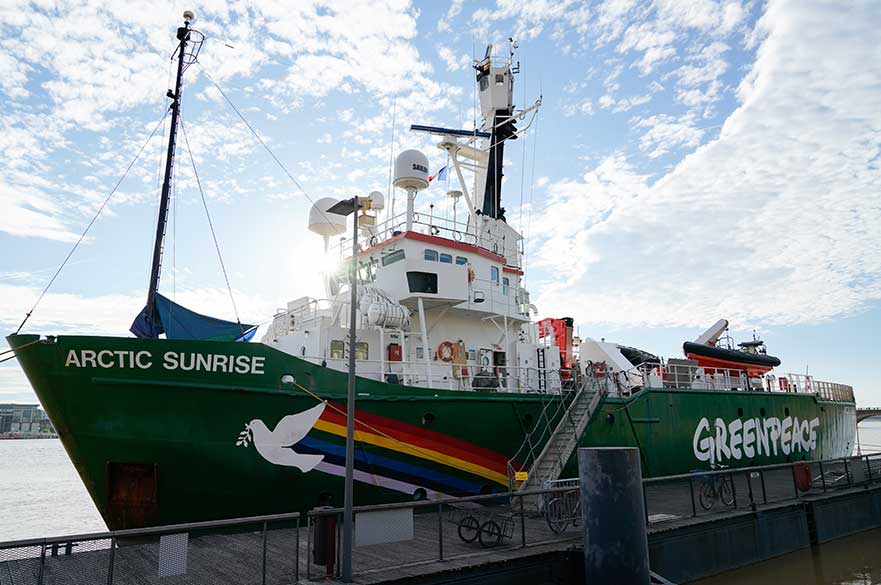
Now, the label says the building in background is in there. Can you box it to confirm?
[0,404,56,437]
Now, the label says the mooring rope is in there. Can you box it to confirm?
[14,109,171,334]
[0,339,42,363]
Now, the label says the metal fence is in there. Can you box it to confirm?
[0,512,300,585]
[4,455,879,584]
[305,485,582,581]
[643,453,881,524]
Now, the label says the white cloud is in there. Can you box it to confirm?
[437,47,470,72]
[635,112,705,157]
[531,0,881,329]
[471,0,592,41]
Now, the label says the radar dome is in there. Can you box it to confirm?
[308,197,347,237]
[368,190,385,211]
[393,149,429,191]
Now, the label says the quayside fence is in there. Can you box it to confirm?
[1,453,880,584]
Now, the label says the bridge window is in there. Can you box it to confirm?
[424,249,438,262]
[330,340,344,360]
[407,271,438,294]
[502,277,510,295]
[490,266,499,284]
[455,256,468,265]
[439,253,452,264]
[355,342,369,361]
[382,249,405,266]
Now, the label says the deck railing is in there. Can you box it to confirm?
[643,452,881,524]
[0,512,301,585]
[628,361,855,403]
[329,211,519,263]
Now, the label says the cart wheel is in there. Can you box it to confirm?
[457,515,480,543]
[479,520,503,548]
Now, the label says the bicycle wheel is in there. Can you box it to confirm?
[479,520,503,548]
[457,515,480,543]
[698,481,716,510]
[544,497,571,535]
[719,477,735,506]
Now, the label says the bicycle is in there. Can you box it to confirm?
[543,487,581,534]
[694,465,735,510]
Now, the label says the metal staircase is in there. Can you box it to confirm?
[508,372,608,492]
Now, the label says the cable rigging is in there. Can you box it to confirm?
[179,115,244,331]
[15,109,171,334]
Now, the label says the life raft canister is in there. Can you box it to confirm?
[438,341,457,363]
[792,462,812,492]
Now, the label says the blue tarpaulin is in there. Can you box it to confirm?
[130,292,256,341]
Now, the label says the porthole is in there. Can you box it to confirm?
[523,414,534,428]
[422,413,435,426]
[785,407,790,417]
[281,374,296,385]
[760,408,766,417]
[606,413,615,425]
[737,407,744,418]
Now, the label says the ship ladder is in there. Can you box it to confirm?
[509,374,608,495]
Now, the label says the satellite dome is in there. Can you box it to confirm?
[308,197,347,236]
[368,190,385,211]
[393,150,429,191]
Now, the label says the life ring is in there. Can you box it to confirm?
[467,267,476,283]
[438,341,457,363]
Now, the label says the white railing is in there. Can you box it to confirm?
[300,354,567,394]
[330,211,518,265]
[625,361,854,402]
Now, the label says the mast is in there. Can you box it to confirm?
[132,11,198,338]
[475,41,517,222]
[148,15,190,309]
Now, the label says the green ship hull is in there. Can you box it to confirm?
[8,334,856,530]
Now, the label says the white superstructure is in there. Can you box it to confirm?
[263,45,567,393]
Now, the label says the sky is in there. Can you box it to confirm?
[0,0,879,406]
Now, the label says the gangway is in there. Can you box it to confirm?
[509,372,607,492]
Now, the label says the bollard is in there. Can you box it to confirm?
[579,447,650,585]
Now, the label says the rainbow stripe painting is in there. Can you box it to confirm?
[297,402,513,498]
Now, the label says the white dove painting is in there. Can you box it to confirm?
[236,402,326,472]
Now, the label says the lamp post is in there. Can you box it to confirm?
[326,196,367,582]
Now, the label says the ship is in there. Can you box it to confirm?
[7,16,856,530]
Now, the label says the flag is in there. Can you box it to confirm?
[429,166,447,183]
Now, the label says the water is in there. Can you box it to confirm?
[0,439,106,541]
[693,527,881,584]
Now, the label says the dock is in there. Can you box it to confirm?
[2,453,881,585]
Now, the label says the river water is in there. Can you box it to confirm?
[1,421,880,582]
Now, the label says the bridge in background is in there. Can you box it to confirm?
[857,407,881,423]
